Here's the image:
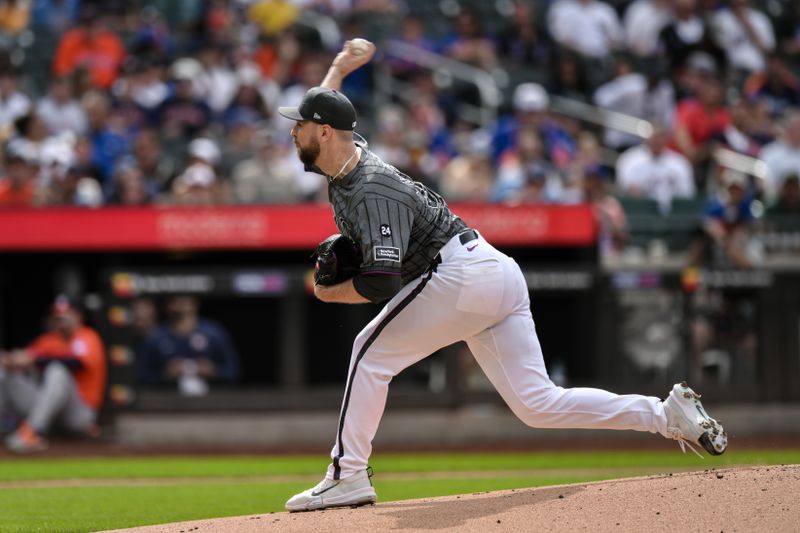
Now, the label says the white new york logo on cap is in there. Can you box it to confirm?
[313,112,322,120]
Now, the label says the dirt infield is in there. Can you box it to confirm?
[104,465,798,533]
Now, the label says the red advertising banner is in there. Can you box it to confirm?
[0,204,596,251]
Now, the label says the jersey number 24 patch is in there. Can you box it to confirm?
[380,224,392,237]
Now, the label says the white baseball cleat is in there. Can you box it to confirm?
[663,382,727,457]
[285,468,377,512]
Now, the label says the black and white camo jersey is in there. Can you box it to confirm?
[328,148,468,285]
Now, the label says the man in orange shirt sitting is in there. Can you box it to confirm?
[0,295,106,453]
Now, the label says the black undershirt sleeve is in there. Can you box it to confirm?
[352,273,402,304]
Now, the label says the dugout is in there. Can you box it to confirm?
[0,204,600,418]
[2,205,798,422]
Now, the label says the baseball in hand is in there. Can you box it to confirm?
[348,38,372,56]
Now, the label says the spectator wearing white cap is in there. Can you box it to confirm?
[171,162,218,205]
[187,137,221,168]
[491,83,576,171]
[156,58,212,142]
[170,137,225,205]
[514,81,549,113]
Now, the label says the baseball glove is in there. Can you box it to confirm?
[313,234,362,286]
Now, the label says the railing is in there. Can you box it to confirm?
[379,40,504,127]
[372,39,769,182]
[292,13,503,127]
[549,96,769,182]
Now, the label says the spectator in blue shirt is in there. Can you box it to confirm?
[492,83,576,170]
[689,169,761,268]
[138,295,240,395]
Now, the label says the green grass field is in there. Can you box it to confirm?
[0,449,798,533]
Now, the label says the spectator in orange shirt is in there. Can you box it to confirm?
[0,143,38,207]
[0,295,106,453]
[52,6,126,90]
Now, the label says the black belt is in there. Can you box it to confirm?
[429,229,478,273]
[458,229,478,244]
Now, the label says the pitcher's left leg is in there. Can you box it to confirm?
[466,307,667,435]
[465,259,667,435]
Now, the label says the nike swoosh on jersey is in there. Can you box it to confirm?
[311,482,340,496]
[467,244,479,251]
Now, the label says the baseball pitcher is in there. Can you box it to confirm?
[280,40,727,512]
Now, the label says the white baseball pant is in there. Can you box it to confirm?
[328,231,669,480]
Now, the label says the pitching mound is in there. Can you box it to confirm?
[105,465,799,532]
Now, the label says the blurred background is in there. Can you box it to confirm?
[0,0,799,450]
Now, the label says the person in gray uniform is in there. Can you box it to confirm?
[281,40,728,512]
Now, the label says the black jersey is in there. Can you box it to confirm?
[327,148,467,285]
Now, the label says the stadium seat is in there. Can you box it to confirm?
[620,197,660,216]
[670,198,707,216]
[620,198,661,249]
[766,214,800,232]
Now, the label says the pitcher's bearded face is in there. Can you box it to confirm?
[298,136,321,166]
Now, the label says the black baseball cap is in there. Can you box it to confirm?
[278,87,357,131]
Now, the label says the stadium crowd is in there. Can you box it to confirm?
[0,0,798,263]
